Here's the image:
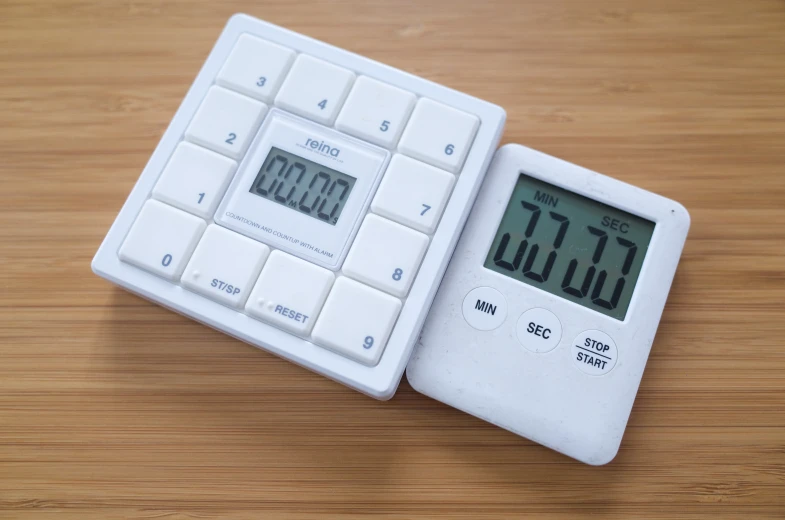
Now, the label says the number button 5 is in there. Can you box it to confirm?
[335,76,416,148]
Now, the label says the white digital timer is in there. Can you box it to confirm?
[407,144,690,465]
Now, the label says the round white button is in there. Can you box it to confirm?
[572,330,618,375]
[516,308,562,353]
[462,287,507,331]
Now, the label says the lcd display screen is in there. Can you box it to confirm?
[484,173,655,320]
[250,147,357,226]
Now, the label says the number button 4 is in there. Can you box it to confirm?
[371,154,455,234]
[275,55,355,125]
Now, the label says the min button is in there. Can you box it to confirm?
[462,287,507,331]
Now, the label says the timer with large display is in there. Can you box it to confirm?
[484,173,655,320]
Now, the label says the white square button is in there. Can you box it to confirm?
[342,214,429,298]
[312,277,402,366]
[152,142,237,219]
[185,86,268,159]
[371,154,455,234]
[181,225,270,308]
[335,76,416,148]
[245,250,335,335]
[274,55,355,125]
[216,34,295,103]
[398,98,479,173]
[119,200,206,280]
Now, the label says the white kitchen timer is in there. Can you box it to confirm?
[407,144,690,464]
[91,14,505,398]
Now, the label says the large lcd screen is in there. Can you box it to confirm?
[250,147,357,226]
[484,173,655,320]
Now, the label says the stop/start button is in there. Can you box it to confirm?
[462,286,507,331]
[516,308,562,353]
[572,330,618,375]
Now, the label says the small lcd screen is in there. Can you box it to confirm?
[249,147,357,226]
[484,173,655,320]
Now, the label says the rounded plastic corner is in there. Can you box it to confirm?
[367,375,400,401]
[585,443,621,466]
[227,12,253,26]
[670,199,692,231]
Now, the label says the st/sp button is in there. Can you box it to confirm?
[516,308,562,353]
[462,287,507,331]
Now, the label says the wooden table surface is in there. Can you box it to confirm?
[2,1,784,518]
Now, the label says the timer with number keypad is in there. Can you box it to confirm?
[92,13,505,398]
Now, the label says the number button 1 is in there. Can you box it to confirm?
[152,142,237,219]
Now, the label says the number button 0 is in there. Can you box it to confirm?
[312,277,402,366]
[342,214,429,298]
[335,76,416,148]
[371,154,455,234]
[118,200,206,281]
[398,98,479,173]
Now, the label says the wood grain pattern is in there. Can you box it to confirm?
[1,0,784,517]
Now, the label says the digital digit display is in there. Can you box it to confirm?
[249,147,357,226]
[484,174,655,320]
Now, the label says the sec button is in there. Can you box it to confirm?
[462,287,507,331]
[516,308,562,353]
